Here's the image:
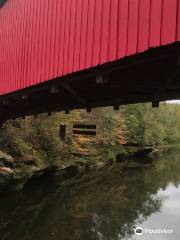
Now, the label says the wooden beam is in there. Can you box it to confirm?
[61,81,86,106]
[65,109,70,115]
[114,105,120,111]
[152,100,160,108]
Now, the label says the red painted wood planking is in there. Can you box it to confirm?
[127,0,139,56]
[0,0,179,95]
[73,0,83,71]
[85,0,95,68]
[79,0,89,69]
[138,0,151,52]
[177,0,180,40]
[62,0,71,75]
[92,0,103,66]
[108,0,119,61]
[100,0,111,64]
[161,0,177,45]
[149,0,163,47]
[117,0,129,59]
[68,0,77,73]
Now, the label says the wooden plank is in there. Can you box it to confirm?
[138,0,151,52]
[79,0,89,69]
[2,3,6,93]
[53,0,62,77]
[73,0,83,71]
[59,0,67,75]
[39,0,49,82]
[92,0,103,66]
[67,0,76,73]
[108,0,119,61]
[21,0,29,88]
[85,0,96,68]
[29,0,39,87]
[22,0,31,88]
[73,124,96,129]
[33,0,43,85]
[26,0,35,88]
[57,0,66,76]
[0,3,3,93]
[59,125,66,140]
[73,130,96,136]
[63,0,72,74]
[117,0,129,58]
[127,0,139,56]
[46,0,54,79]
[176,0,180,40]
[100,0,111,64]
[161,0,177,45]
[6,0,10,92]
[149,0,162,47]
[49,0,58,80]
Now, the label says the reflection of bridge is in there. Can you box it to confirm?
[0,0,180,121]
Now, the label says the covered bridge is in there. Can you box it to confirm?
[0,0,180,121]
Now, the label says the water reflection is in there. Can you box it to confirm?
[0,149,180,240]
[132,184,180,240]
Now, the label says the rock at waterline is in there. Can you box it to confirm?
[0,167,14,189]
[0,150,14,167]
[0,150,14,162]
[0,167,14,175]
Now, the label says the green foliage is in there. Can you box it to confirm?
[122,102,180,146]
[0,102,179,167]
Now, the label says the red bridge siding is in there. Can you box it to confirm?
[0,0,180,95]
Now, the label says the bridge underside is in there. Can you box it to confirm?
[0,43,180,121]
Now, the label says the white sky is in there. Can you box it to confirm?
[167,100,180,104]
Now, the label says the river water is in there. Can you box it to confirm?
[0,149,180,240]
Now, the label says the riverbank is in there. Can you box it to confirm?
[0,145,159,192]
[0,103,180,192]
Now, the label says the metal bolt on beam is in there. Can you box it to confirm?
[50,85,59,94]
[21,94,28,100]
[96,74,108,84]
[2,99,8,105]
